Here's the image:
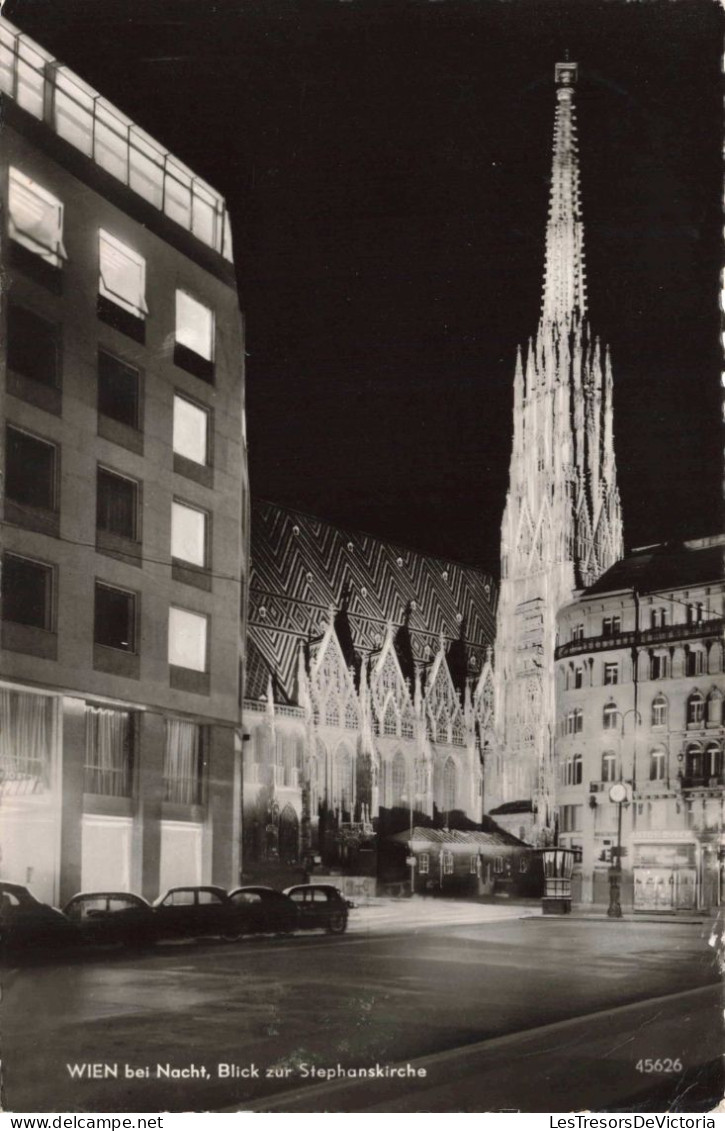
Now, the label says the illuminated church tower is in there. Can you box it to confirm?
[489,62,623,839]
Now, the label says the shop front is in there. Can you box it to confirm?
[632,836,697,912]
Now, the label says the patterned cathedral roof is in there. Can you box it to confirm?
[247,498,497,703]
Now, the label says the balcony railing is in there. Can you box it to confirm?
[555,617,724,661]
[0,17,233,260]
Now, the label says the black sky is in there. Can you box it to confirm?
[5,0,723,579]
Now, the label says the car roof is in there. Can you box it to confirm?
[159,885,228,895]
[283,884,341,894]
[0,881,34,895]
[64,891,150,905]
[230,885,283,895]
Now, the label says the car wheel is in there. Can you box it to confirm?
[326,912,347,935]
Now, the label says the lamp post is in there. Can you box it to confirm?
[401,788,421,895]
[607,781,627,917]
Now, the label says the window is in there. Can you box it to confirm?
[175,291,214,361]
[173,395,209,465]
[706,743,722,780]
[418,853,430,875]
[602,616,621,638]
[651,607,668,629]
[2,554,53,629]
[168,606,208,672]
[94,583,136,652]
[384,701,398,737]
[574,666,584,689]
[493,856,504,873]
[707,689,723,728]
[98,351,140,429]
[164,719,204,804]
[0,688,52,795]
[601,751,617,783]
[602,703,619,731]
[470,854,478,875]
[6,427,56,510]
[8,167,65,266]
[96,468,138,540]
[8,305,59,388]
[685,649,704,678]
[603,662,618,686]
[573,754,583,785]
[171,501,207,568]
[443,851,454,875]
[686,691,705,727]
[649,747,666,782]
[685,744,703,780]
[84,706,134,796]
[98,230,147,318]
[651,694,668,729]
[571,623,584,643]
[566,708,583,735]
[650,652,668,681]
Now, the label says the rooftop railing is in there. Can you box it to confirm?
[0,18,233,261]
[555,616,724,661]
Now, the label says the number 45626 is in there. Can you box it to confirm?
[636,1059,682,1074]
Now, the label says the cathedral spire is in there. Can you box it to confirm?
[541,62,586,326]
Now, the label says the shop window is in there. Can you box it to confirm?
[84,706,134,797]
[96,468,138,540]
[168,606,208,672]
[171,501,208,568]
[5,426,57,511]
[2,553,53,629]
[94,583,136,652]
[173,394,209,466]
[164,719,204,805]
[98,351,140,429]
[8,304,59,388]
[8,167,66,266]
[0,688,52,795]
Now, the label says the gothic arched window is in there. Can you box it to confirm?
[391,751,407,805]
[443,757,457,812]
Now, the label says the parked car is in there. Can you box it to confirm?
[63,891,156,948]
[282,884,351,934]
[227,886,299,935]
[0,881,71,953]
[152,885,242,941]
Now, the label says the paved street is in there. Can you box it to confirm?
[2,907,721,1114]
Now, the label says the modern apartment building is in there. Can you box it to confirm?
[0,17,249,905]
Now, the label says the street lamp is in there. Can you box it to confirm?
[401,789,422,896]
[607,781,628,918]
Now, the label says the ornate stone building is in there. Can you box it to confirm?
[242,500,497,873]
[489,62,623,841]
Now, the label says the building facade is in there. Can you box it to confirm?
[242,500,498,874]
[489,62,623,842]
[0,18,249,905]
[555,536,725,910]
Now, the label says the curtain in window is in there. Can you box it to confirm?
[8,168,65,264]
[84,707,131,796]
[0,688,50,794]
[164,719,202,804]
[99,230,148,316]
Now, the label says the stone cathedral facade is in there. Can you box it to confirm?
[488,62,624,841]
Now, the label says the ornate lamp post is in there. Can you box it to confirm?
[607,781,628,918]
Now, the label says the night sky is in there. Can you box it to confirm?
[5,0,723,579]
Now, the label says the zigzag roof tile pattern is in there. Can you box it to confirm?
[247,499,498,703]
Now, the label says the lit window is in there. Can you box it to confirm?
[171,501,207,567]
[98,230,148,318]
[168,606,208,672]
[164,719,204,805]
[84,706,134,797]
[8,168,66,266]
[418,853,430,875]
[173,395,209,465]
[175,291,214,362]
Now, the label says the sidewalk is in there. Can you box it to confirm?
[347,894,541,932]
[568,902,712,925]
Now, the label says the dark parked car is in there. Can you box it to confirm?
[0,881,71,953]
[228,886,299,935]
[63,891,156,948]
[283,884,351,934]
[153,885,242,941]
